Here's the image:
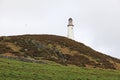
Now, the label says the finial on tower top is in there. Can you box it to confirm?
[68,18,74,26]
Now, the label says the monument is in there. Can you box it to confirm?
[67,18,74,39]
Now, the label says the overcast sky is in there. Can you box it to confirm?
[0,0,120,58]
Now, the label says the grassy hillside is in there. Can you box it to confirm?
[0,57,120,80]
[0,34,120,70]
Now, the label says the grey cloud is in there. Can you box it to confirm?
[0,0,120,58]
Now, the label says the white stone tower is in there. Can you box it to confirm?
[67,18,74,39]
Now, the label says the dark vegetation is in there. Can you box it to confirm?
[0,34,120,70]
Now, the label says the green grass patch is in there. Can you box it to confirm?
[0,58,120,80]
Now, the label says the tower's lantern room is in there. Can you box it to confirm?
[68,18,74,26]
[67,18,74,40]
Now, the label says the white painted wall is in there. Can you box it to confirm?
[67,25,74,40]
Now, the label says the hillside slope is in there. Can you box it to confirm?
[0,34,120,70]
[0,58,120,80]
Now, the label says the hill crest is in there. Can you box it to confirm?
[0,34,120,70]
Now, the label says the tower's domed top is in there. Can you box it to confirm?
[69,18,73,21]
[68,18,74,26]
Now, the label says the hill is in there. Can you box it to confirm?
[0,34,120,70]
[0,57,120,80]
